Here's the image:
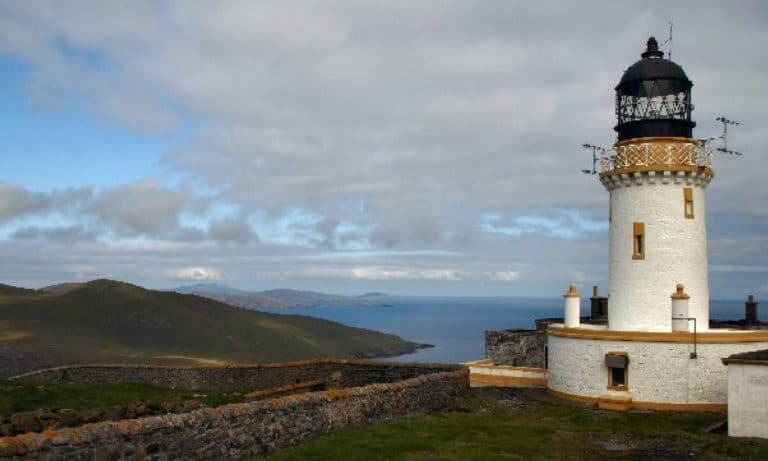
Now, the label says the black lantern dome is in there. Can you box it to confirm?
[615,37,695,141]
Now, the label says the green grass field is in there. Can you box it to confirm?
[266,388,768,461]
[0,379,244,416]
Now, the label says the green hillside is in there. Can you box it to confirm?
[0,279,421,377]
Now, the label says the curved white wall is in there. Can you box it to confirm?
[548,334,768,404]
[604,170,712,331]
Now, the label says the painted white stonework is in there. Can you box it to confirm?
[602,170,713,331]
[564,295,581,328]
[727,362,768,438]
[671,296,690,332]
[547,333,768,404]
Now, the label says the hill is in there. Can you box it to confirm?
[0,279,422,377]
[175,284,391,309]
[0,283,36,296]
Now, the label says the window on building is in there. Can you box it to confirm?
[606,352,629,390]
[633,222,645,260]
[684,187,694,219]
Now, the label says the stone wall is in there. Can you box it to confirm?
[11,359,458,391]
[485,317,597,368]
[0,361,468,460]
[485,329,546,368]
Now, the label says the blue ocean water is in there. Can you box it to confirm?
[256,297,750,364]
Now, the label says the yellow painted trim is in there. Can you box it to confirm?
[615,137,698,146]
[633,222,645,260]
[471,374,547,387]
[547,388,600,404]
[563,283,580,298]
[599,397,633,411]
[684,187,695,219]
[462,359,493,366]
[671,283,690,300]
[549,326,768,343]
[602,164,714,177]
[547,388,727,413]
[469,365,546,373]
[632,401,727,413]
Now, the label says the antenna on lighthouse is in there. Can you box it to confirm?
[663,21,673,60]
[714,116,743,156]
[581,143,607,175]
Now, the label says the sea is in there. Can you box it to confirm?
[256,297,751,364]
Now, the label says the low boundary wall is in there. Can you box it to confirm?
[10,359,458,391]
[1,360,468,460]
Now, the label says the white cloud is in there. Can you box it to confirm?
[281,266,523,282]
[165,266,221,281]
[492,271,521,281]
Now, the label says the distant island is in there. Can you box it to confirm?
[0,279,423,378]
[174,283,392,309]
[359,292,389,298]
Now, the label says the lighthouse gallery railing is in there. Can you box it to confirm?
[600,141,713,174]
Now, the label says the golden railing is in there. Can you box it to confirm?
[600,139,713,174]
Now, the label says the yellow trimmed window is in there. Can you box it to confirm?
[684,187,694,219]
[632,222,645,260]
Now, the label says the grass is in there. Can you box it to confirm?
[0,379,244,416]
[266,388,768,461]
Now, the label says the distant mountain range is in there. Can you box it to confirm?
[0,279,419,378]
[174,283,392,309]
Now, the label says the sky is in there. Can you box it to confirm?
[0,1,766,297]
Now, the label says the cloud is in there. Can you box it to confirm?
[89,179,192,236]
[493,271,521,281]
[480,211,608,240]
[282,266,523,282]
[10,225,96,242]
[0,183,92,222]
[165,267,221,281]
[0,2,766,296]
[208,218,258,243]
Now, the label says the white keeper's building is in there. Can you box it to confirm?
[546,37,768,411]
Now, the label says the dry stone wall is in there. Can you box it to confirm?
[0,361,468,460]
[11,359,457,391]
[485,329,546,368]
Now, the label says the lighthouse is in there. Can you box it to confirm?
[601,37,713,332]
[543,37,768,411]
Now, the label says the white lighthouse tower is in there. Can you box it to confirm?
[602,37,712,332]
[544,37,768,411]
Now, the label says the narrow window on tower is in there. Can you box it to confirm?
[684,187,694,219]
[633,222,645,260]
